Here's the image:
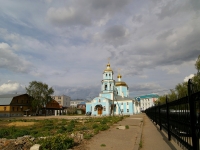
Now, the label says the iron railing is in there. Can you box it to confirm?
[145,79,200,150]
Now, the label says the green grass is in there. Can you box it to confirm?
[101,144,106,147]
[0,116,124,139]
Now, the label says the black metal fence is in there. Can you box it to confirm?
[145,79,200,150]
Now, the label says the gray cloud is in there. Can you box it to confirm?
[54,85,100,100]
[0,42,32,73]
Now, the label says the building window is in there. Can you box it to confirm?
[121,109,123,112]
[103,106,106,111]
[106,74,107,76]
[121,103,123,105]
[127,102,129,105]
[4,107,6,111]
[99,99,101,102]
[58,97,61,99]
[17,107,19,111]
[94,107,97,111]
[127,109,129,112]
[109,74,111,76]
[12,107,14,111]
[105,84,107,90]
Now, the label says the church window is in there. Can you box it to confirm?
[94,107,97,111]
[106,74,107,76]
[99,99,101,102]
[105,85,107,90]
[103,106,106,111]
[121,109,123,112]
[127,109,129,112]
[109,74,111,76]
[121,103,123,105]
[127,102,129,105]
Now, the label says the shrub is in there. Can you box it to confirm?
[94,128,99,134]
[99,124,109,131]
[125,125,129,129]
[38,134,74,150]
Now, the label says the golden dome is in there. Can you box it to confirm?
[115,81,128,87]
[117,73,122,78]
[104,63,113,73]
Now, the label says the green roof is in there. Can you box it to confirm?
[137,94,159,99]
[0,94,23,105]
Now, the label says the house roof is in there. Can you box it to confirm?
[0,94,25,105]
[137,94,159,99]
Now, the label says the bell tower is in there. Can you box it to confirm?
[101,61,115,94]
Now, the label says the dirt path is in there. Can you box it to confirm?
[74,114,144,150]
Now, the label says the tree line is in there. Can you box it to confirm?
[158,55,200,104]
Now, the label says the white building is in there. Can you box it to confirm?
[52,95,71,107]
[137,94,159,111]
[70,100,86,108]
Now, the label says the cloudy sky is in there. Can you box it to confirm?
[0,0,199,99]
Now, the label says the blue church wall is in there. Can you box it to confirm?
[122,87,128,97]
[86,103,92,113]
[100,93,112,99]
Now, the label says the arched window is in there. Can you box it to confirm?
[103,106,106,111]
[105,84,107,90]
[106,74,107,76]
[99,99,101,102]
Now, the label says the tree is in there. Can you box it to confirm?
[175,82,187,98]
[26,81,54,115]
[195,55,200,73]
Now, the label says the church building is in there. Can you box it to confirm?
[86,62,140,116]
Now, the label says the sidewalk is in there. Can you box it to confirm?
[140,114,182,150]
[78,114,183,150]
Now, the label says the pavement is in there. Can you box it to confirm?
[82,113,183,150]
[140,114,182,150]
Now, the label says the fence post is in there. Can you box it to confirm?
[158,102,162,130]
[188,79,198,150]
[155,105,157,125]
[166,96,171,141]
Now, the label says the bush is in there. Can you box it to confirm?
[92,124,99,129]
[38,134,74,150]
[99,124,109,131]
[83,133,93,139]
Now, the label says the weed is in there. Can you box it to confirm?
[125,125,129,129]
[139,140,142,148]
[101,144,106,147]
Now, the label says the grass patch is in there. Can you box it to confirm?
[101,144,106,147]
[0,116,124,139]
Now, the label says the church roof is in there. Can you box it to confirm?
[115,81,128,87]
[114,95,133,101]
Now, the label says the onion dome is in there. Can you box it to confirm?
[115,81,128,87]
[103,63,113,73]
[117,73,122,79]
